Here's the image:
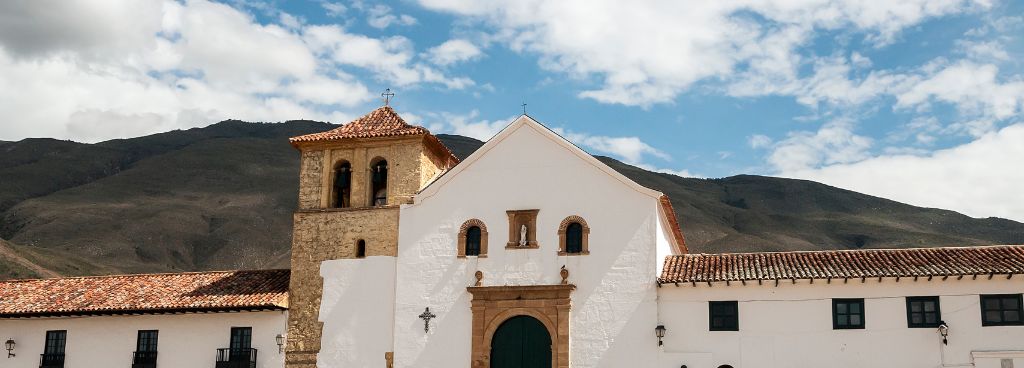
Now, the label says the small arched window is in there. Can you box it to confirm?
[356,239,366,258]
[717,365,734,368]
[458,219,488,257]
[370,159,388,206]
[466,226,482,256]
[558,216,590,255]
[332,161,351,208]
[566,223,583,253]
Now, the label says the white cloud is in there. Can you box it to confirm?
[321,1,347,17]
[426,110,511,140]
[766,119,873,172]
[416,0,990,106]
[748,134,773,149]
[302,25,473,89]
[895,61,1024,121]
[0,0,480,142]
[782,123,1024,222]
[957,39,1009,61]
[366,5,417,29]
[426,39,483,66]
[552,128,671,165]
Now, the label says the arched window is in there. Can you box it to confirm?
[558,216,590,255]
[566,223,583,253]
[332,161,351,208]
[717,365,734,368]
[370,159,388,206]
[466,226,482,256]
[458,219,488,257]
[356,239,366,258]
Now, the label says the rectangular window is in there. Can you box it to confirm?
[230,327,253,350]
[137,330,159,352]
[907,296,942,328]
[44,330,66,355]
[41,330,66,368]
[833,298,865,329]
[709,301,739,331]
[981,294,1024,326]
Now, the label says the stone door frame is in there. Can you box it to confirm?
[467,284,574,368]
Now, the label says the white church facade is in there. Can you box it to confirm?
[1,105,1022,368]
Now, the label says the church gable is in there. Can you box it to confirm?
[416,115,663,204]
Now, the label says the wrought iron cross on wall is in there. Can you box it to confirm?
[419,307,436,333]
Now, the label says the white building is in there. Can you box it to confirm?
[0,270,289,368]
[2,108,1021,368]
[305,111,1024,368]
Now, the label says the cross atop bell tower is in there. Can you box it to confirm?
[382,88,395,106]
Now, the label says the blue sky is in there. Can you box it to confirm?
[0,0,1023,221]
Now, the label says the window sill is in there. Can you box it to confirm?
[506,242,539,249]
[557,251,590,256]
[298,205,400,213]
[457,255,488,258]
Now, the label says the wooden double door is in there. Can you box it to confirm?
[489,315,552,368]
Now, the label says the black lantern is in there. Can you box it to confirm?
[937,321,949,345]
[275,334,285,353]
[655,325,666,346]
[4,338,14,358]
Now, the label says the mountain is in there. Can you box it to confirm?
[0,121,1020,279]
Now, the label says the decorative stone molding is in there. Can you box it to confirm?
[506,209,540,249]
[557,215,590,255]
[458,219,489,257]
[467,284,575,368]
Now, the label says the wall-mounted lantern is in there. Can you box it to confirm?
[275,334,285,353]
[937,321,949,345]
[655,325,666,346]
[5,338,14,358]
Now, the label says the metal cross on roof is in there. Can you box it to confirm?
[418,307,436,333]
[521,101,527,114]
[382,88,395,106]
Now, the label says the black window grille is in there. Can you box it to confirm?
[565,223,583,254]
[981,294,1024,326]
[465,226,482,256]
[833,298,865,329]
[709,301,739,331]
[133,330,159,368]
[906,296,941,328]
[40,330,66,368]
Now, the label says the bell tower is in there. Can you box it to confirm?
[284,105,458,368]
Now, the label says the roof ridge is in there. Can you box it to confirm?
[677,244,1024,257]
[0,268,289,283]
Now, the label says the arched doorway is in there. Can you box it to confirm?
[490,315,552,368]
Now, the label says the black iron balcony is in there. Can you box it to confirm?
[39,353,65,368]
[215,348,257,368]
[132,351,158,368]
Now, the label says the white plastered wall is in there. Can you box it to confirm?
[389,118,667,367]
[0,311,286,368]
[657,277,1024,368]
[318,256,397,367]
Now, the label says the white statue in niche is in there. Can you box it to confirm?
[519,224,528,246]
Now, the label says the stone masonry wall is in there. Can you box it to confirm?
[286,135,449,368]
[285,207,400,367]
[297,149,324,210]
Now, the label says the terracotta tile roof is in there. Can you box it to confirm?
[289,105,459,164]
[0,269,289,317]
[659,245,1024,284]
[659,195,688,253]
[290,106,429,142]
